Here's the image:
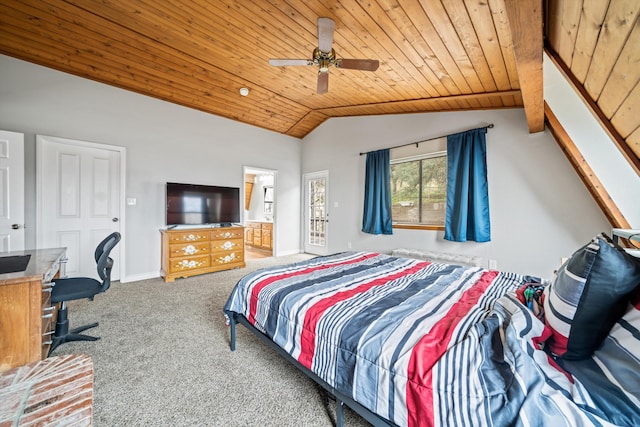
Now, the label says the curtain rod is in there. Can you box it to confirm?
[358,124,494,156]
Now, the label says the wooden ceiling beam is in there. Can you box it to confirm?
[504,0,544,133]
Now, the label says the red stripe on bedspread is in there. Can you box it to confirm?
[631,287,640,309]
[406,270,498,427]
[248,253,378,325]
[298,262,431,370]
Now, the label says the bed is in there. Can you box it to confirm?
[224,239,640,426]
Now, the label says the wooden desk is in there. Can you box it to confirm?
[0,248,66,372]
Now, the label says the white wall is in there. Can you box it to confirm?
[544,53,640,227]
[0,55,302,281]
[0,53,618,281]
[301,109,610,279]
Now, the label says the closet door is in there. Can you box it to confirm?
[37,135,124,280]
[0,130,25,251]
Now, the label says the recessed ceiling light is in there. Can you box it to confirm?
[239,87,250,96]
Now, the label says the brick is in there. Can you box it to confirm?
[0,354,93,426]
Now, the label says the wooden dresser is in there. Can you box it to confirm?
[160,226,245,282]
[245,221,273,252]
[0,248,66,372]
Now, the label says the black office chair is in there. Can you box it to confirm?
[49,232,121,355]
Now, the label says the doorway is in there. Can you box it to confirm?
[243,166,276,260]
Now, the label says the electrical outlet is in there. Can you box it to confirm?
[488,259,497,270]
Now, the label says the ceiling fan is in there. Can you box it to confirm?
[268,17,380,94]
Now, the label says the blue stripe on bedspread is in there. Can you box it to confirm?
[264,254,392,347]
[350,264,463,406]
[224,252,640,427]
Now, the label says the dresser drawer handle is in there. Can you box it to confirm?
[42,306,55,313]
[42,286,53,293]
[42,313,53,319]
[43,330,55,336]
[42,340,53,345]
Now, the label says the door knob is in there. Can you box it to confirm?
[11,224,23,229]
[112,218,119,222]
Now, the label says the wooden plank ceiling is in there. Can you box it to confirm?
[0,0,544,139]
[546,0,640,173]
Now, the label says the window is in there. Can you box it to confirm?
[263,186,273,214]
[390,151,447,229]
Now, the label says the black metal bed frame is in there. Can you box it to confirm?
[226,311,395,427]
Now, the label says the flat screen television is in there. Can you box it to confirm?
[166,182,240,226]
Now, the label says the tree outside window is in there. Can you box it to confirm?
[390,153,447,227]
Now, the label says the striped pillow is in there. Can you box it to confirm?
[606,291,640,361]
[543,233,640,360]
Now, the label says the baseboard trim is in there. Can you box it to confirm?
[274,249,303,257]
[119,250,305,283]
[120,271,160,283]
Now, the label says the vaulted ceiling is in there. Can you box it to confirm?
[0,0,543,139]
[0,0,637,174]
[545,0,640,175]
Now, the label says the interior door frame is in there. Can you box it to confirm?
[303,170,329,256]
[36,135,126,280]
[243,165,277,256]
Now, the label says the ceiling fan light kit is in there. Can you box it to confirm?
[269,17,379,94]
[314,48,335,73]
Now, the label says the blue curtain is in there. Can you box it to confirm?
[445,128,490,242]
[362,149,393,235]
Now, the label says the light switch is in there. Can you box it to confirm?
[127,198,137,206]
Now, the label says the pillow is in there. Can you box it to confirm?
[604,291,640,361]
[543,233,640,360]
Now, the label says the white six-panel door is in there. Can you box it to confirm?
[0,130,25,252]
[37,135,124,280]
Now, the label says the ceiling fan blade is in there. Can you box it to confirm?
[317,72,329,94]
[268,59,312,66]
[317,17,335,53]
[336,58,380,72]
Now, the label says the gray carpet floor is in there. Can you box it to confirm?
[50,255,372,426]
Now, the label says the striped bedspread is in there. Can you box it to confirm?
[224,252,640,426]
